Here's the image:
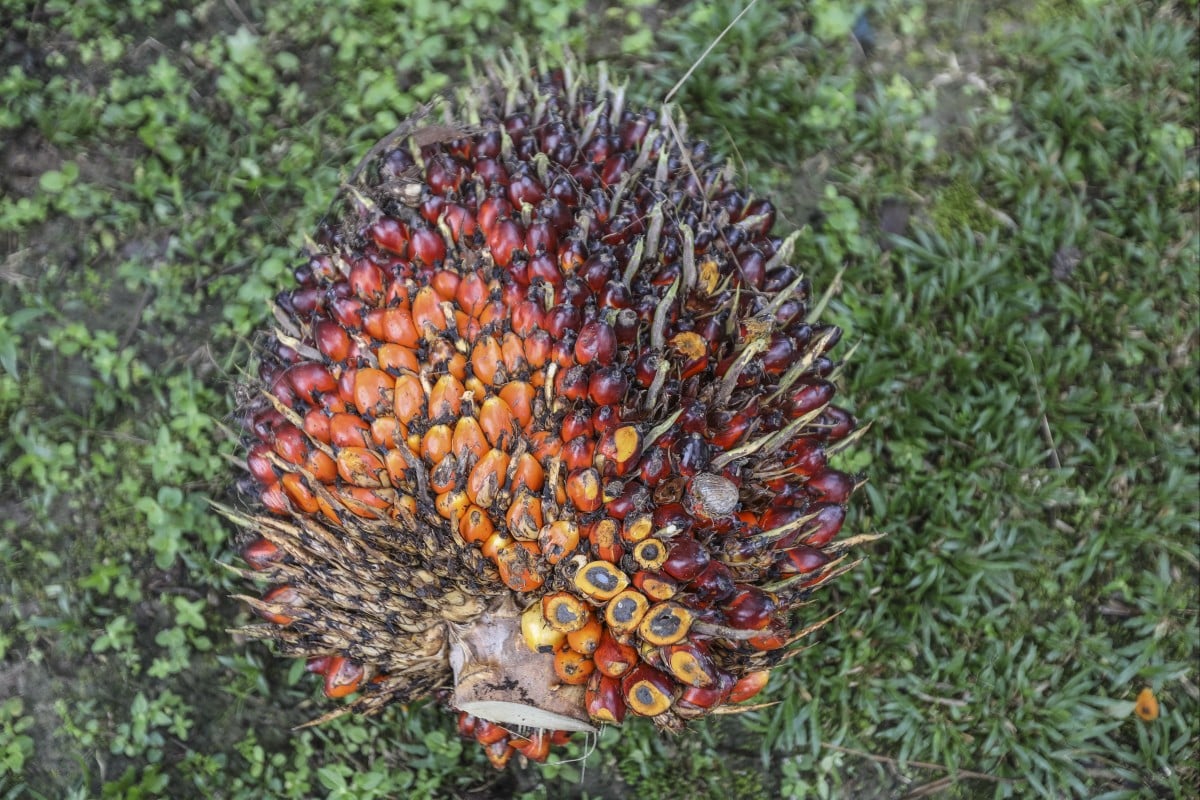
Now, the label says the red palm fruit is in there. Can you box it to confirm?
[597,424,642,478]
[272,424,309,465]
[511,729,551,762]
[728,670,770,703]
[281,472,321,513]
[605,481,648,520]
[555,368,590,402]
[566,467,603,513]
[243,538,281,570]
[476,194,512,237]
[662,641,717,688]
[554,648,595,685]
[632,570,679,601]
[258,585,302,625]
[484,739,515,769]
[370,217,408,254]
[286,363,337,405]
[654,503,694,537]
[561,409,593,442]
[587,518,625,563]
[675,670,737,718]
[246,442,278,486]
[593,628,639,678]
[566,611,603,654]
[305,655,333,675]
[776,545,833,576]
[819,406,857,441]
[473,718,507,746]
[506,490,544,541]
[575,320,617,365]
[475,157,508,187]
[806,468,855,504]
[662,537,711,582]
[723,587,778,631]
[487,218,525,268]
[788,379,835,418]
[259,484,289,515]
[410,227,447,266]
[586,671,627,724]
[621,663,675,717]
[638,445,672,487]
[588,366,628,406]
[785,436,827,477]
[456,711,477,739]
[323,656,365,698]
[687,560,736,607]
[746,619,791,651]
[591,403,620,436]
[538,519,581,565]
[799,503,846,547]
[442,202,478,243]
[495,541,544,592]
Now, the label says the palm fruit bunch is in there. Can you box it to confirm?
[223,49,870,769]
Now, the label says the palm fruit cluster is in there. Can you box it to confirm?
[224,49,869,769]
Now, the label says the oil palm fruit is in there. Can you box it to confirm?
[222,47,873,767]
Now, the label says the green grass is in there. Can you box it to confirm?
[1,0,1196,797]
